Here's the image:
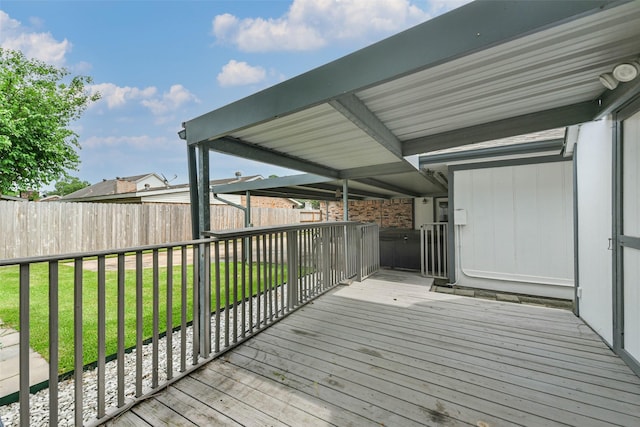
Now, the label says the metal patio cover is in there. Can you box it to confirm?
[180,0,640,200]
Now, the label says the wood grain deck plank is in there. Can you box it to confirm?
[224,348,472,427]
[279,317,640,415]
[107,410,151,426]
[111,273,640,427]
[154,385,243,426]
[202,359,383,427]
[312,297,630,369]
[129,398,197,427]
[319,294,613,353]
[193,364,342,426]
[294,303,639,384]
[259,325,640,426]
[288,309,640,399]
[174,375,289,427]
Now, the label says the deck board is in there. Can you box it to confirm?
[302,299,634,376]
[108,272,640,427]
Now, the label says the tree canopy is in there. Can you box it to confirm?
[0,48,100,194]
[48,176,91,196]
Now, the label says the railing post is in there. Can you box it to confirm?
[287,230,298,308]
[420,225,425,276]
[356,225,363,282]
[201,242,211,357]
[322,227,331,289]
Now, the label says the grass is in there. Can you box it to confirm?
[0,258,287,374]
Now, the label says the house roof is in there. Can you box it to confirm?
[62,173,162,200]
[180,0,640,199]
[62,174,263,202]
[0,194,26,202]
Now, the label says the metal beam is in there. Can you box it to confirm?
[205,137,340,179]
[309,182,393,200]
[422,170,448,193]
[212,173,331,194]
[354,177,421,197]
[183,1,616,144]
[236,187,367,201]
[419,139,565,166]
[329,94,403,159]
[340,161,414,179]
[403,102,597,156]
[594,78,640,120]
[212,173,394,200]
[437,172,448,184]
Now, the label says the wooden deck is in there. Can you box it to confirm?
[108,270,640,427]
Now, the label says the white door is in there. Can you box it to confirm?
[576,120,613,345]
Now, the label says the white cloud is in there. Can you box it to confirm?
[217,60,267,87]
[212,0,430,52]
[89,83,157,109]
[89,83,198,116]
[141,84,200,115]
[0,10,72,65]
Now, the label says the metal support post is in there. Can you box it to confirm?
[196,146,210,357]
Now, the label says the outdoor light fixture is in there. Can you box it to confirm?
[612,60,640,82]
[600,58,640,90]
[599,73,619,90]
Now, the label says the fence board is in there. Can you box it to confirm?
[0,201,315,259]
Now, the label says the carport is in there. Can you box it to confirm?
[181,0,638,233]
[179,0,640,374]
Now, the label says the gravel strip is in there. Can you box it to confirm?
[1,287,291,427]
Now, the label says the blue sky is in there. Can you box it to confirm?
[1,0,469,188]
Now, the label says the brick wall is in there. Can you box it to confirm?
[320,199,414,228]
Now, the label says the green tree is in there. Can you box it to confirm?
[48,176,90,196]
[0,48,100,194]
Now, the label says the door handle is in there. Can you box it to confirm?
[608,238,613,251]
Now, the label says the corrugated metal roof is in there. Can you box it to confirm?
[358,3,640,143]
[183,0,640,199]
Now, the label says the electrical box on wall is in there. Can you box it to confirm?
[454,209,467,225]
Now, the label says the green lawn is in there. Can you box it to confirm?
[0,259,285,373]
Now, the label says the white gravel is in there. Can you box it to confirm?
[0,287,291,427]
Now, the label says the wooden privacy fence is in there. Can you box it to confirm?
[0,201,315,259]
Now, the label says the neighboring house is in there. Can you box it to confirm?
[0,194,27,202]
[39,195,63,202]
[61,173,301,208]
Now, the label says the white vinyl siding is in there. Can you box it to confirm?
[454,161,574,298]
